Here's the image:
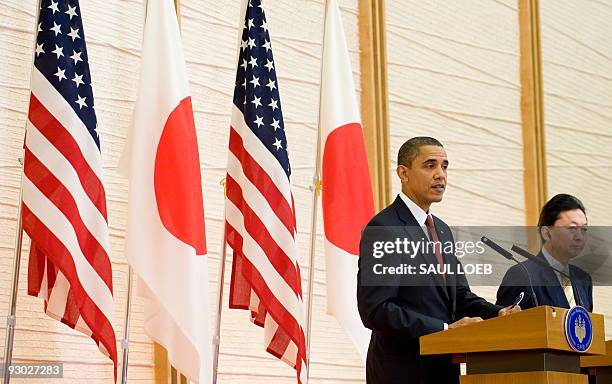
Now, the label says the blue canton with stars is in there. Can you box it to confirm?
[233,0,291,177]
[34,0,99,148]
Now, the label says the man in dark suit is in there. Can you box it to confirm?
[496,194,593,311]
[357,137,519,384]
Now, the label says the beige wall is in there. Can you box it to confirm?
[386,0,523,304]
[386,0,525,228]
[540,0,612,336]
[0,0,364,382]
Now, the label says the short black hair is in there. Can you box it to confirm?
[397,137,443,167]
[538,194,586,227]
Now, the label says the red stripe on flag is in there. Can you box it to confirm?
[154,96,206,254]
[27,242,46,297]
[322,123,374,255]
[226,223,307,364]
[28,94,107,219]
[229,127,295,235]
[226,175,301,293]
[22,205,117,378]
[23,148,113,290]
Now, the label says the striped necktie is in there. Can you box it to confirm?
[561,274,575,307]
[425,215,445,280]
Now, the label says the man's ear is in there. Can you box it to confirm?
[541,226,551,241]
[397,165,408,183]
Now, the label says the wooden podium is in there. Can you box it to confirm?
[582,341,612,383]
[420,306,606,384]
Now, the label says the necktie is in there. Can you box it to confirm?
[424,215,445,277]
[561,274,575,307]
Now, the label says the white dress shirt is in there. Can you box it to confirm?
[397,193,448,329]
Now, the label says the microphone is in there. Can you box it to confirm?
[481,236,538,307]
[511,245,584,308]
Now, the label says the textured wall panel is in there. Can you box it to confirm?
[541,0,612,337]
[386,0,524,227]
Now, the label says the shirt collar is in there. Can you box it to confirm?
[398,192,429,226]
[542,247,569,273]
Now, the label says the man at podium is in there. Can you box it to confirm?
[357,137,519,384]
[496,194,594,311]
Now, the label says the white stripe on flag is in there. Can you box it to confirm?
[30,68,104,181]
[230,104,292,207]
[25,122,109,253]
[225,200,304,323]
[227,151,296,258]
[22,176,115,321]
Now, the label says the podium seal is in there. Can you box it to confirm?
[564,306,593,353]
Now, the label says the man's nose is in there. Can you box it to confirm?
[433,166,446,180]
[574,229,586,241]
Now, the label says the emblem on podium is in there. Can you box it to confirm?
[564,306,593,352]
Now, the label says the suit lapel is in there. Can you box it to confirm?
[569,265,587,309]
[392,197,450,302]
[536,253,569,308]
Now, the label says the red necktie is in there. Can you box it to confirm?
[425,215,445,276]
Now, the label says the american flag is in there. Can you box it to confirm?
[21,0,117,376]
[224,0,307,382]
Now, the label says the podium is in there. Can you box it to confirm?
[420,306,606,384]
[582,341,612,383]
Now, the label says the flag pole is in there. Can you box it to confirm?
[212,179,228,384]
[212,1,249,381]
[120,266,134,384]
[3,157,25,384]
[3,2,42,382]
[119,1,152,382]
[304,0,330,381]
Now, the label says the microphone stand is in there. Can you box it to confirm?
[481,236,539,307]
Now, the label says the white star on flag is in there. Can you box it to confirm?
[52,44,64,59]
[72,73,84,88]
[75,94,87,109]
[35,43,45,56]
[262,40,271,52]
[252,96,262,108]
[268,98,278,111]
[264,59,274,72]
[273,138,282,150]
[50,22,62,36]
[70,50,82,64]
[48,0,59,14]
[68,27,80,41]
[65,4,78,19]
[54,67,66,81]
[266,78,276,91]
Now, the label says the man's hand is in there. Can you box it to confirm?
[448,316,482,329]
[498,305,521,317]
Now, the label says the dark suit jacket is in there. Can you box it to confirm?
[496,252,593,311]
[357,197,503,384]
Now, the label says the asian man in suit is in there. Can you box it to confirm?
[496,194,593,311]
[357,137,520,384]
